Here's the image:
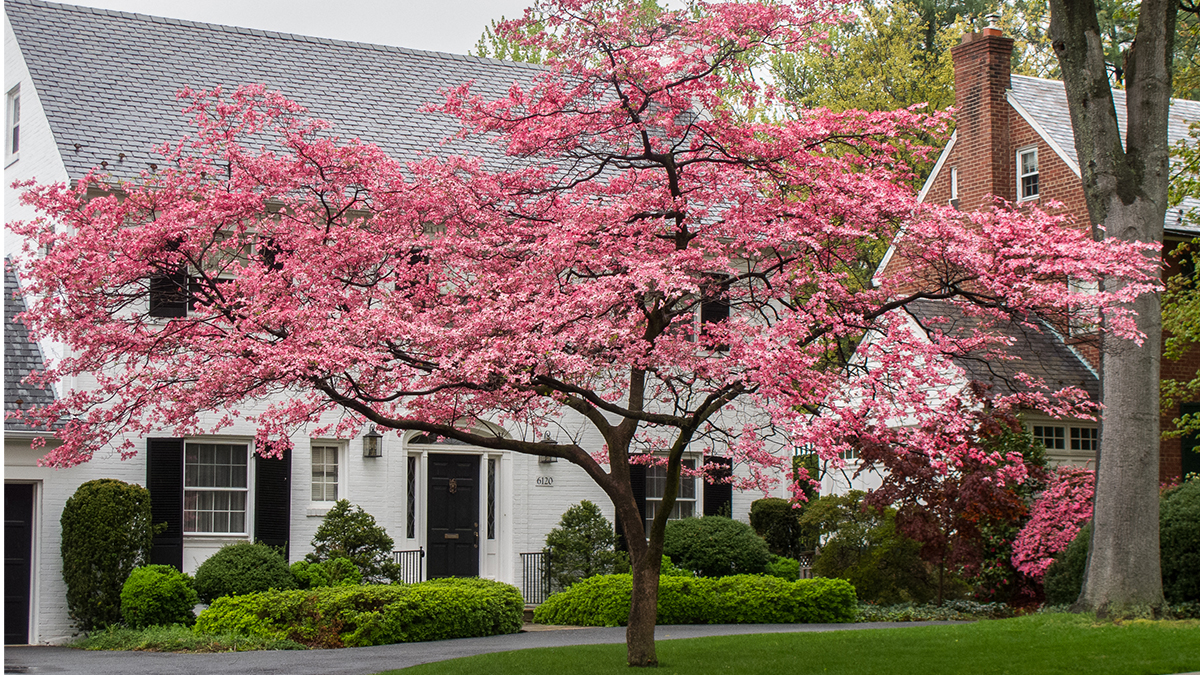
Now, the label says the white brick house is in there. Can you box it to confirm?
[3,0,785,644]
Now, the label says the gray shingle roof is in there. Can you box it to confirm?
[4,259,56,432]
[5,0,545,183]
[1009,75,1200,235]
[904,298,1099,403]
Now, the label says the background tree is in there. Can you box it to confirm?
[544,500,627,590]
[10,0,1158,664]
[1047,0,1175,615]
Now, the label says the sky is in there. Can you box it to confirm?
[48,0,538,56]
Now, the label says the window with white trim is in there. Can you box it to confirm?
[949,167,959,209]
[6,86,19,159]
[1031,423,1099,456]
[645,458,696,531]
[311,443,341,502]
[1017,147,1039,201]
[184,442,248,533]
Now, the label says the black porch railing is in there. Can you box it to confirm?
[393,548,425,584]
[520,551,551,605]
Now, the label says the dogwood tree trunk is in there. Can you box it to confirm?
[1049,0,1174,614]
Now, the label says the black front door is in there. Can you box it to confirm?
[427,454,480,578]
[5,483,34,644]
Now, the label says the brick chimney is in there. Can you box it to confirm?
[950,25,1014,207]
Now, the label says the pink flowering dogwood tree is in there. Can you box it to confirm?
[9,0,1158,665]
[1012,465,1096,580]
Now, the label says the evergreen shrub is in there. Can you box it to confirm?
[1161,479,1200,603]
[307,500,400,583]
[533,574,856,626]
[119,565,198,629]
[192,541,296,603]
[662,516,771,577]
[195,577,523,647]
[544,500,628,590]
[750,498,810,559]
[60,479,160,630]
[1042,524,1090,606]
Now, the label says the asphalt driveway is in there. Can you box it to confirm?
[3,621,962,675]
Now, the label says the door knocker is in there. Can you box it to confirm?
[448,478,458,494]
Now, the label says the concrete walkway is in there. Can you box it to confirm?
[3,621,961,675]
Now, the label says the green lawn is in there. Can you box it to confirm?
[389,614,1200,675]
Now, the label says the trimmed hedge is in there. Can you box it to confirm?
[193,542,297,603]
[533,574,856,626]
[1161,480,1200,603]
[290,558,362,590]
[765,555,801,581]
[120,565,198,629]
[195,578,523,648]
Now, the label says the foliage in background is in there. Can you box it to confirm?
[59,479,160,631]
[765,555,802,581]
[662,516,772,578]
[289,558,362,590]
[544,501,628,590]
[1041,523,1091,606]
[1165,124,1200,439]
[802,491,940,604]
[195,578,523,648]
[855,599,1014,622]
[192,541,296,603]
[119,565,198,629]
[534,574,857,627]
[70,624,306,652]
[307,500,400,583]
[1012,465,1095,579]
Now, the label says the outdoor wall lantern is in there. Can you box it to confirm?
[538,432,558,464]
[362,427,383,458]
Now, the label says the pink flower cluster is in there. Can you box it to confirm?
[1011,465,1095,579]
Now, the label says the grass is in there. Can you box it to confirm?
[70,624,307,652]
[389,614,1200,675]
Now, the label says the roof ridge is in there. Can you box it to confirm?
[1011,72,1200,111]
[6,0,545,71]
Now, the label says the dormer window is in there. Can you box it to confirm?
[6,86,19,160]
[1017,147,1038,201]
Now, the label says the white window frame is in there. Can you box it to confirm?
[949,167,959,206]
[645,457,697,532]
[6,86,19,162]
[310,441,345,505]
[183,441,250,535]
[1028,422,1099,461]
[1017,146,1039,201]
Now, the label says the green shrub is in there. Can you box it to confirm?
[1042,524,1090,606]
[290,558,362,590]
[60,479,160,630]
[765,555,800,581]
[119,565,198,629]
[533,573,856,626]
[1161,479,1200,603]
[307,500,400,583]
[195,577,523,647]
[663,516,771,577]
[855,600,1014,622]
[544,500,628,590]
[192,542,296,603]
[804,492,939,605]
[70,623,307,652]
[750,498,812,559]
[660,555,693,577]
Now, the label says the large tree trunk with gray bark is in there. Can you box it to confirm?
[1048,0,1174,614]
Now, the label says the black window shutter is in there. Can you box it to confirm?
[703,455,733,517]
[148,272,189,318]
[146,438,184,570]
[254,450,292,560]
[616,463,648,552]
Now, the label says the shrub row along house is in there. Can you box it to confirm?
[2,0,759,644]
[822,25,1200,496]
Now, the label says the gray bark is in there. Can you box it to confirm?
[1048,0,1173,614]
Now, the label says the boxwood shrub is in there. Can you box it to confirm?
[195,577,522,648]
[533,573,856,626]
[663,516,772,577]
[119,565,198,629]
[192,542,297,603]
